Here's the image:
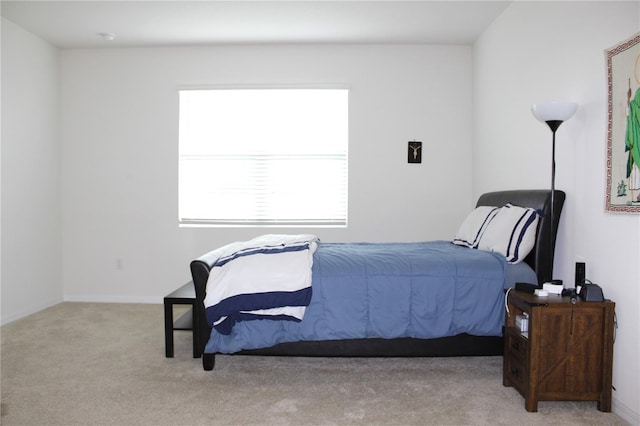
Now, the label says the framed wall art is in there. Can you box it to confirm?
[605,32,640,213]
[408,141,422,164]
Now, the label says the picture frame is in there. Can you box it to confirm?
[605,32,640,213]
[408,141,422,164]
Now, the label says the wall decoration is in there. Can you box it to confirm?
[408,141,422,164]
[605,32,640,213]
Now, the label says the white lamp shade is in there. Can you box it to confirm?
[531,101,578,122]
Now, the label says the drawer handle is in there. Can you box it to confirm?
[511,367,520,378]
[511,342,520,351]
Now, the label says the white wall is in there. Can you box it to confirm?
[59,44,474,302]
[473,1,640,422]
[5,2,637,420]
[1,18,63,324]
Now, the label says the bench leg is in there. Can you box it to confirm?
[191,305,200,358]
[203,353,215,371]
[164,301,174,358]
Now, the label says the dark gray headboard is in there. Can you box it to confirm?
[476,189,565,285]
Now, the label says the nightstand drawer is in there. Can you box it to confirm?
[505,353,527,391]
[506,331,528,362]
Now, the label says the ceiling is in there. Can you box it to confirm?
[1,1,511,49]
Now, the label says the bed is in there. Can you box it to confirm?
[190,189,565,371]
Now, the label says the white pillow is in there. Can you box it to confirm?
[477,203,540,263]
[452,206,499,248]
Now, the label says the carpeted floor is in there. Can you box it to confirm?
[0,302,629,425]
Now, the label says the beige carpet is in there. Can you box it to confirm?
[0,302,629,425]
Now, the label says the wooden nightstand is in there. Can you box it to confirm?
[503,289,615,412]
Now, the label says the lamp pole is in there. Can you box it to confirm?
[545,120,563,275]
[531,101,577,283]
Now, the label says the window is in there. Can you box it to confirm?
[179,88,348,226]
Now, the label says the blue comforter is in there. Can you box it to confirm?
[204,240,517,354]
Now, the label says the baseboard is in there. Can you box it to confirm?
[1,298,62,326]
[63,295,162,304]
[2,296,163,325]
[613,397,639,425]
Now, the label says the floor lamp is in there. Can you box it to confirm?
[531,101,578,283]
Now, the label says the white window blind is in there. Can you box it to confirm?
[179,88,348,226]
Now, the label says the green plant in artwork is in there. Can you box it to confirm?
[625,87,640,202]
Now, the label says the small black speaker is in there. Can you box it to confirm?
[575,262,586,286]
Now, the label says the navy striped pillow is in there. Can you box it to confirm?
[452,206,499,248]
[476,203,540,263]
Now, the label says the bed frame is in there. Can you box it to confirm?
[190,189,565,370]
